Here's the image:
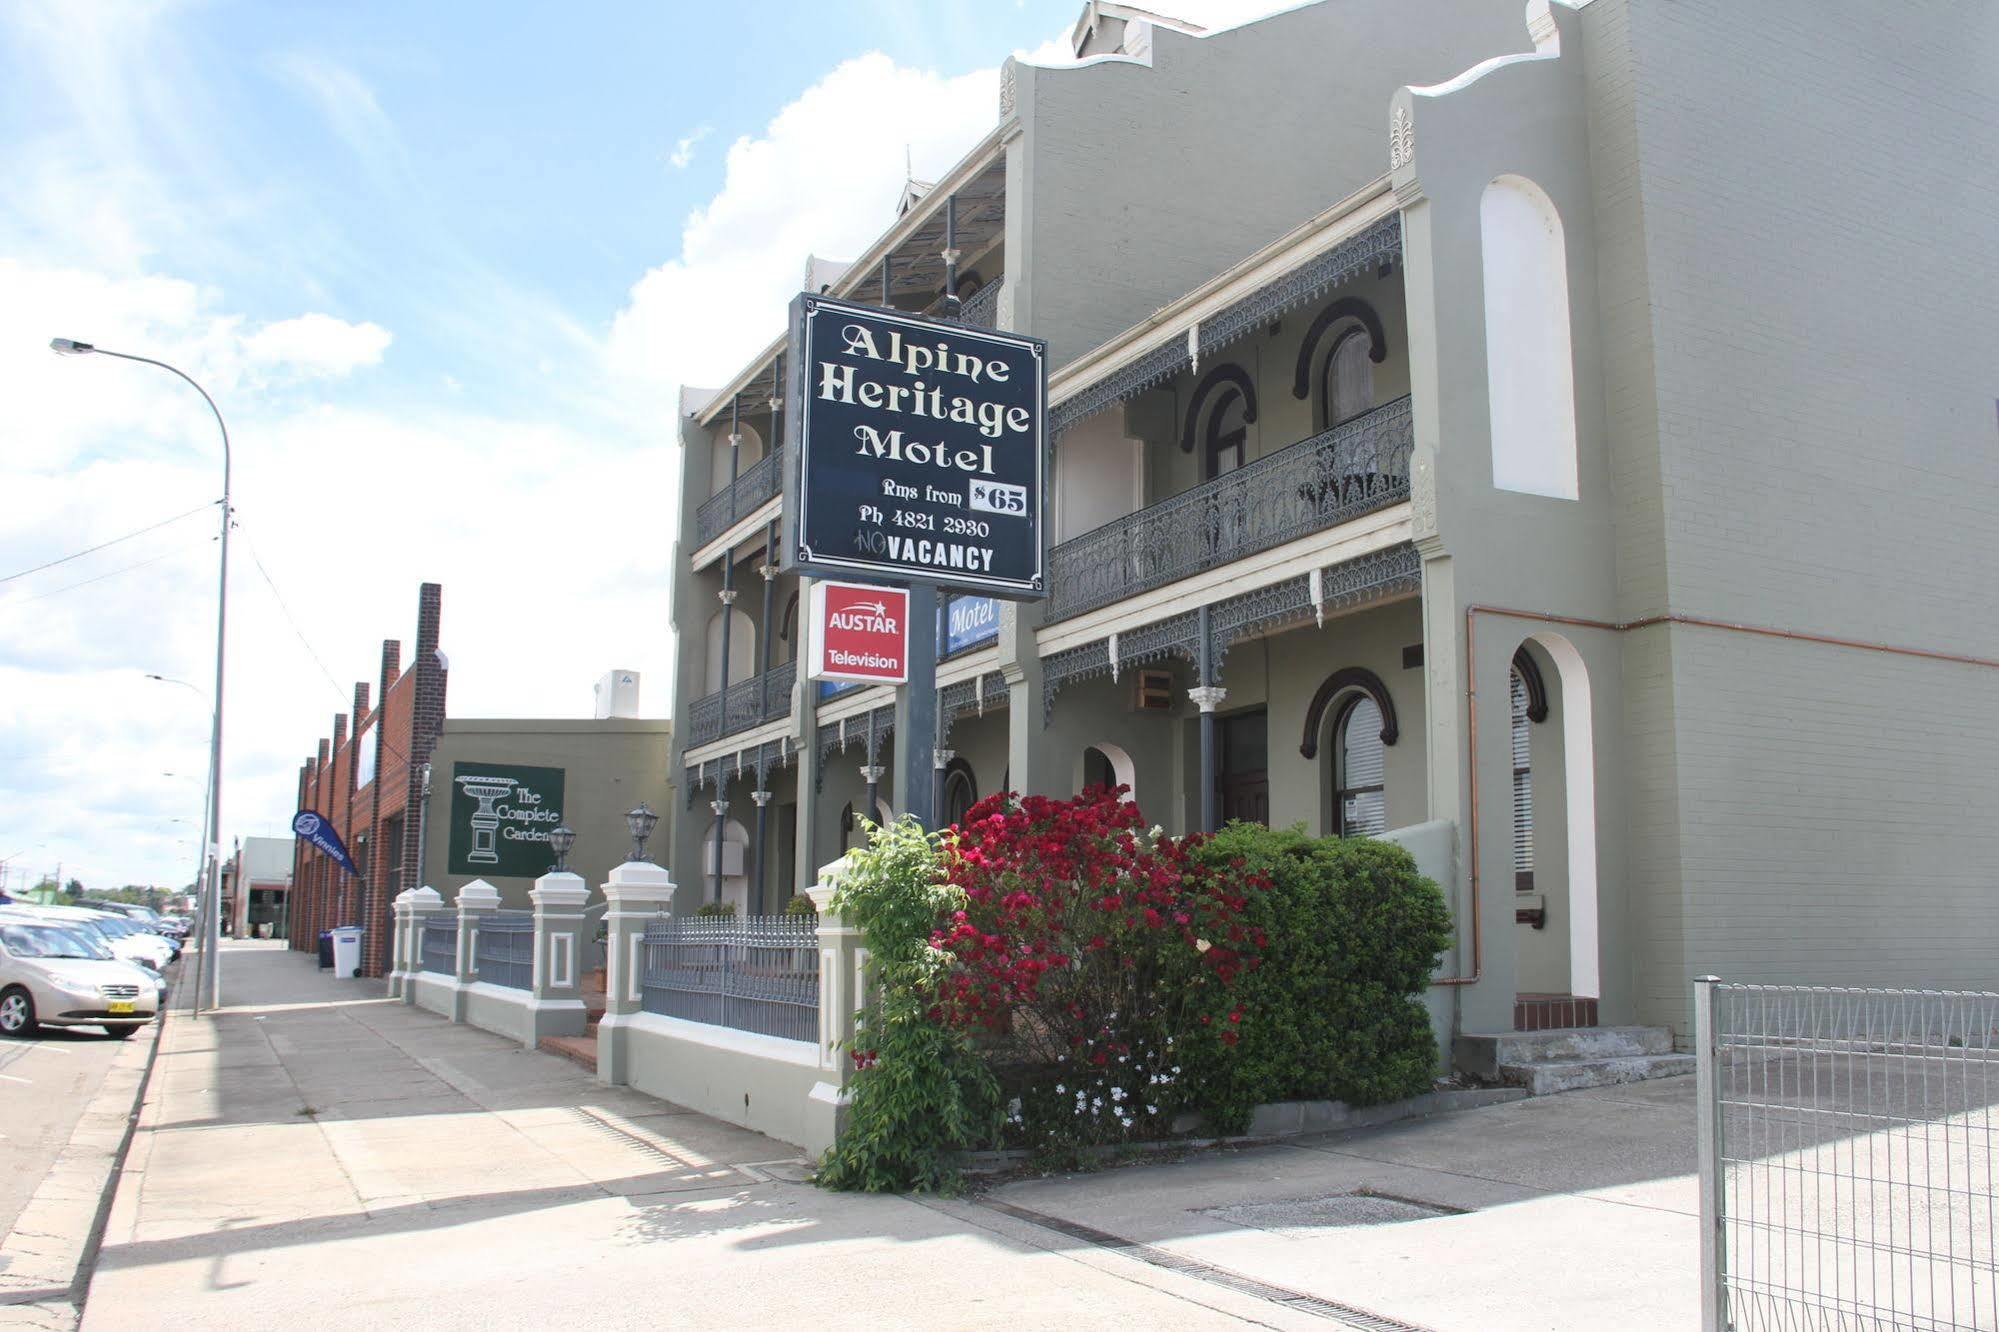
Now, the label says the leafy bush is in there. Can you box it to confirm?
[935,788,1260,1163]
[814,819,1002,1194]
[783,893,817,917]
[695,900,738,918]
[1181,823,1452,1132]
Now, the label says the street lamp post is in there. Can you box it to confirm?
[55,338,231,1014]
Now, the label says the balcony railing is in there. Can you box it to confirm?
[694,448,782,549]
[686,659,796,747]
[1044,395,1413,622]
[958,278,1003,329]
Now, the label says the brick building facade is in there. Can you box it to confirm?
[287,583,447,976]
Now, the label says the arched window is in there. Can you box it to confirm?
[1334,694,1387,836]
[1204,388,1249,480]
[1511,665,1534,890]
[941,759,978,826]
[1320,326,1376,429]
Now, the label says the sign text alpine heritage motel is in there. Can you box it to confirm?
[783,292,1046,598]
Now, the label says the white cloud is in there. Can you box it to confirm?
[242,313,392,377]
[669,125,712,170]
[607,53,1000,411]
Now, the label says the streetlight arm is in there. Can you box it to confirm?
[83,349,232,490]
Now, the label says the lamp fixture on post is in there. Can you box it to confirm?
[547,825,576,874]
[625,804,659,864]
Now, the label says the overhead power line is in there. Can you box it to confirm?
[0,499,219,586]
[0,545,198,607]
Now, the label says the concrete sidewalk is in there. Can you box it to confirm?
[76,943,1328,1330]
[79,942,1703,1330]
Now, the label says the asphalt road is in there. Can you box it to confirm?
[0,1012,146,1241]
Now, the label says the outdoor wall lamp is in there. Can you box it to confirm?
[547,825,576,874]
[625,804,659,863]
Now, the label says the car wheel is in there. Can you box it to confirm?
[108,1025,140,1040]
[0,988,37,1039]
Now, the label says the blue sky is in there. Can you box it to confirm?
[0,0,1281,891]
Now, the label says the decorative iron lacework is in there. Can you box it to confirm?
[1048,214,1402,438]
[1041,610,1200,724]
[694,448,782,548]
[814,704,895,791]
[1040,543,1420,719]
[686,660,796,747]
[1198,214,1401,353]
[1045,396,1412,622]
[684,737,800,808]
[939,670,1010,743]
[958,278,1004,330]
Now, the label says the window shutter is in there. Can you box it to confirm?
[1510,668,1533,881]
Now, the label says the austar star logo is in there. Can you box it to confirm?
[828,600,897,634]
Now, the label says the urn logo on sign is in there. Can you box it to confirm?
[808,581,910,685]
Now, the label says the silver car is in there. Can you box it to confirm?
[0,921,159,1038]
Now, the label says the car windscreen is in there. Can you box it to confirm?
[1,924,116,961]
[90,917,134,938]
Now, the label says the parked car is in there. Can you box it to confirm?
[81,901,187,942]
[0,920,159,1038]
[3,906,175,971]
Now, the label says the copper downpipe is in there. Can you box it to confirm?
[1432,604,1999,988]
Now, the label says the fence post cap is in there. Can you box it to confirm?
[405,885,444,910]
[457,879,502,910]
[530,871,589,908]
[1694,974,1722,983]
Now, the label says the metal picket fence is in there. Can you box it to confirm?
[474,911,533,990]
[1696,979,1999,1332]
[639,915,820,1043]
[419,916,458,975]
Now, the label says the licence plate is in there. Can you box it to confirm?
[107,1002,134,1014]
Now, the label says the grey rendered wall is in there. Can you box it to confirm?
[1392,0,1629,1035]
[1597,0,1999,1016]
[423,720,672,910]
[1012,0,1528,365]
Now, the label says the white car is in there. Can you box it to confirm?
[2,906,174,973]
[0,920,158,1038]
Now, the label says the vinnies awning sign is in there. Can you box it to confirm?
[807,581,910,685]
[784,292,1046,599]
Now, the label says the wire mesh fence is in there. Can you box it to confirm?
[474,911,533,991]
[1697,980,1999,1332]
[419,916,457,976]
[639,915,820,1043]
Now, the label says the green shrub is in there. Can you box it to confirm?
[695,900,738,918]
[783,893,817,917]
[814,819,1002,1194]
[1181,824,1451,1132]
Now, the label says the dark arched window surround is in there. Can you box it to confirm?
[940,757,978,826]
[1299,665,1398,760]
[1511,645,1549,722]
[1179,363,1259,457]
[1291,298,1388,402]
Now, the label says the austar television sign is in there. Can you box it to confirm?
[807,580,911,685]
[784,292,1046,598]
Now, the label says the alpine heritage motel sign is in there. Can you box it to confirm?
[783,292,1047,599]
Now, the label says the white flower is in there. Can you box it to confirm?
[1172,1066,1181,1075]
[1092,1097,1103,1110]
[1195,938,1212,953]
[1054,1084,1064,1094]
[1110,1086,1125,1102]
[1120,1116,1133,1128]
[1148,1105,1159,1114]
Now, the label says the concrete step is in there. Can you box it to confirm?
[1454,1026,1674,1080]
[1496,1052,1697,1096]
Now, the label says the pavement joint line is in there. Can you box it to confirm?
[918,1195,1299,1332]
[970,1196,1442,1332]
[1272,1136,1699,1220]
